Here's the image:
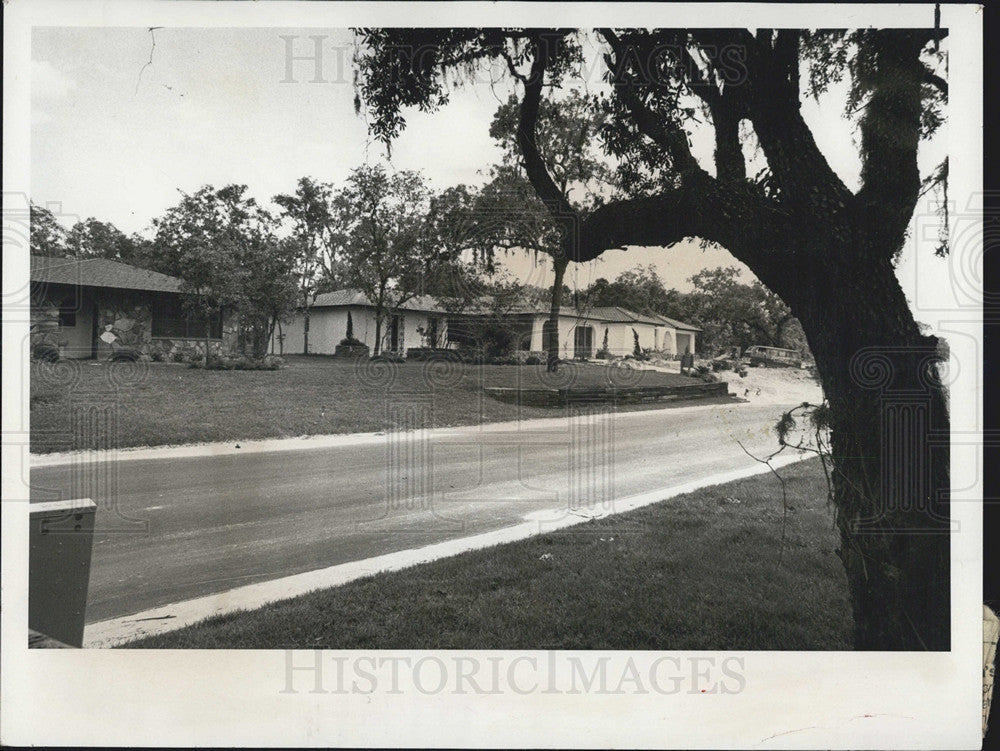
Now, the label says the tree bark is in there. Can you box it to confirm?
[373,316,382,357]
[546,255,568,371]
[303,289,311,355]
[786,247,950,650]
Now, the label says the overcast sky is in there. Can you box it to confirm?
[31,26,946,294]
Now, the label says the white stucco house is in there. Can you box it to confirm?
[274,289,447,355]
[275,289,699,359]
[448,302,698,359]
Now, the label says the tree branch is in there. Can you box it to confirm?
[922,65,948,96]
[571,171,794,291]
[599,29,704,176]
[516,33,578,245]
[855,30,928,258]
[716,30,853,215]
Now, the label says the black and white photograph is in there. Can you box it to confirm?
[1,1,987,748]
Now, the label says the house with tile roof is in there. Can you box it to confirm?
[275,288,448,355]
[30,255,238,360]
[278,287,698,359]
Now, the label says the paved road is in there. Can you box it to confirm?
[30,400,797,622]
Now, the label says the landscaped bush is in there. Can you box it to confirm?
[594,349,610,360]
[110,347,142,362]
[524,355,541,366]
[189,354,285,371]
[693,364,719,383]
[149,348,167,362]
[31,341,60,362]
[370,352,404,364]
[405,347,453,362]
[712,359,732,372]
[172,349,202,363]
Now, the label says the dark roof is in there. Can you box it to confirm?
[652,314,702,332]
[310,289,446,313]
[580,306,666,326]
[30,255,183,294]
[308,289,700,330]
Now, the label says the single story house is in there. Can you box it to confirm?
[30,255,238,360]
[579,306,699,358]
[279,288,698,359]
[448,303,698,359]
[276,289,448,355]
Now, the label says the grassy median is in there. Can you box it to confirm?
[124,458,852,650]
[30,356,715,453]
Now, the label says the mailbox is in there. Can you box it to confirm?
[29,499,97,648]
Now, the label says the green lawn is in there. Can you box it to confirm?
[30,356,717,453]
[125,458,853,650]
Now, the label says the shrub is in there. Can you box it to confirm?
[524,355,541,366]
[110,347,141,362]
[594,349,610,360]
[712,359,732,372]
[149,348,166,363]
[190,354,284,371]
[31,341,60,362]
[370,352,404,364]
[406,347,452,362]
[339,337,365,347]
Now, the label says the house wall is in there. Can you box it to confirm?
[277,305,447,355]
[30,287,96,359]
[94,289,238,360]
[30,283,238,361]
[660,327,678,356]
[675,331,696,355]
[588,320,660,357]
[545,318,687,358]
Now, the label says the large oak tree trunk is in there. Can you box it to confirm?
[789,249,950,650]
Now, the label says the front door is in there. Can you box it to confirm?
[389,314,401,352]
[574,326,593,359]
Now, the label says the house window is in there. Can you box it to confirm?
[151,296,222,339]
[58,308,77,327]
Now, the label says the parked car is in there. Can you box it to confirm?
[743,345,803,368]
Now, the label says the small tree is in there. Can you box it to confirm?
[597,327,610,358]
[632,328,642,358]
[240,234,300,358]
[337,166,434,356]
[154,184,294,360]
[29,202,68,258]
[486,91,610,371]
[342,310,363,346]
[274,177,348,354]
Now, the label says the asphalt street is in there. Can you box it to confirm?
[30,400,800,622]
